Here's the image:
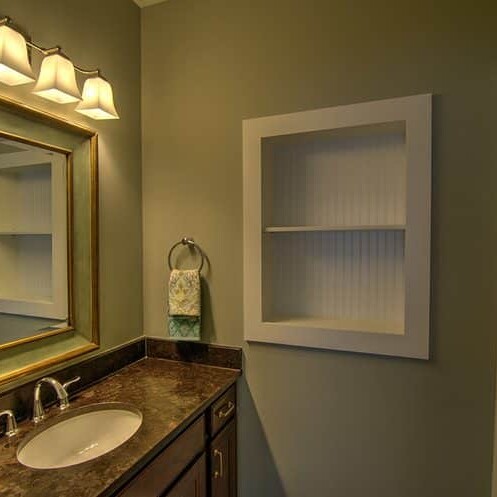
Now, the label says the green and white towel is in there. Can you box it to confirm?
[168,269,201,340]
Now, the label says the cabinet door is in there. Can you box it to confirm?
[117,417,205,497]
[165,454,206,497]
[210,420,236,497]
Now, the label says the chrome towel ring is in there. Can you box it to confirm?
[168,237,205,272]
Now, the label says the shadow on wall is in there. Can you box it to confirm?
[237,376,286,497]
[200,277,215,342]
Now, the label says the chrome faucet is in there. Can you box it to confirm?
[0,410,18,437]
[32,376,81,423]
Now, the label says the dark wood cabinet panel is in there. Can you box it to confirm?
[165,454,206,497]
[117,416,205,497]
[209,420,237,497]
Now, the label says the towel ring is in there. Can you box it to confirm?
[168,237,205,272]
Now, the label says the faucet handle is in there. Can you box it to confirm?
[59,376,81,411]
[62,376,81,391]
[0,410,18,437]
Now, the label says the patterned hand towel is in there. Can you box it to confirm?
[168,269,201,340]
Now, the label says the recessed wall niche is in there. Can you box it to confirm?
[243,94,431,359]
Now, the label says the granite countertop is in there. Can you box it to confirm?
[0,358,240,497]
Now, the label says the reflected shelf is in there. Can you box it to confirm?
[0,231,51,236]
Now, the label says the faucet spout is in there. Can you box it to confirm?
[33,376,80,423]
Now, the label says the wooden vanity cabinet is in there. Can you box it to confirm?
[115,385,237,497]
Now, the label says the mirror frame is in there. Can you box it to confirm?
[0,94,99,385]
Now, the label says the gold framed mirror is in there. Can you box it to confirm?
[0,94,99,386]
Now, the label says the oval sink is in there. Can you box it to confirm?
[17,402,142,469]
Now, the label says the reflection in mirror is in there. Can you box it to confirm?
[0,94,99,387]
[0,136,70,348]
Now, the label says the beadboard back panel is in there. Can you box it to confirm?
[0,235,52,301]
[262,122,406,229]
[263,230,405,334]
[0,164,52,234]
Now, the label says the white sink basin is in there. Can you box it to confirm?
[17,402,142,469]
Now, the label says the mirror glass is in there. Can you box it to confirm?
[0,95,99,387]
[0,136,69,347]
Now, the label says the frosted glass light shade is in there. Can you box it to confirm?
[0,25,35,85]
[33,53,81,104]
[75,76,119,120]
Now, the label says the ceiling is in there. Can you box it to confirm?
[133,0,167,7]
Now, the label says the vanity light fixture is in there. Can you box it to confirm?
[0,21,35,85]
[32,49,82,104]
[0,16,119,120]
[75,74,119,120]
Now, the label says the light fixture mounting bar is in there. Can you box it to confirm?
[73,66,100,77]
[25,40,100,77]
[26,40,59,56]
[0,14,119,120]
[0,16,31,42]
[0,17,98,79]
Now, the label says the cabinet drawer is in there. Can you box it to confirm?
[164,454,206,497]
[118,416,205,497]
[209,385,236,437]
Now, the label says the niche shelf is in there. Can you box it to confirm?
[264,225,406,232]
[0,143,68,320]
[243,94,431,359]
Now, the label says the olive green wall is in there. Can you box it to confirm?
[142,1,497,496]
[0,0,143,387]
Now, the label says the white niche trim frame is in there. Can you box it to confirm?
[243,94,431,359]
